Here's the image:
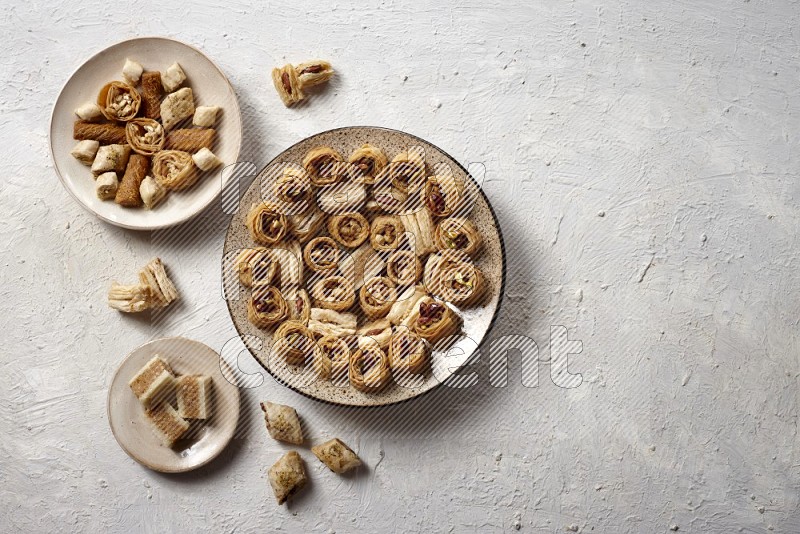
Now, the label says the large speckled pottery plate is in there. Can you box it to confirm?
[223,127,506,407]
[50,37,242,230]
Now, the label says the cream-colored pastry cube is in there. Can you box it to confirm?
[192,148,222,171]
[160,87,194,130]
[139,175,166,209]
[91,144,131,176]
[122,58,143,84]
[176,375,212,420]
[260,401,303,444]
[312,438,362,474]
[71,140,99,165]
[74,102,103,122]
[193,105,220,127]
[268,451,307,505]
[95,172,119,200]
[161,62,187,92]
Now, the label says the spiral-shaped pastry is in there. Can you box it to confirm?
[274,164,312,204]
[315,335,351,383]
[388,327,430,375]
[302,146,343,187]
[327,212,369,248]
[274,320,315,365]
[369,215,405,251]
[311,275,355,312]
[434,217,483,258]
[434,262,486,308]
[246,203,288,246]
[347,143,388,185]
[424,173,463,217]
[152,150,197,190]
[386,249,422,286]
[283,286,311,324]
[349,342,392,392]
[235,247,279,288]
[378,149,426,194]
[358,276,398,319]
[97,81,141,122]
[409,297,461,344]
[125,118,165,156]
[303,237,341,272]
[356,319,393,349]
[247,284,288,328]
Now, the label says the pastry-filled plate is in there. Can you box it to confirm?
[223,127,506,407]
[50,37,242,230]
[107,337,240,473]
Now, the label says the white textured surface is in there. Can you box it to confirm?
[2,1,799,532]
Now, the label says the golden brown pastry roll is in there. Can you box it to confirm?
[288,204,325,243]
[235,248,279,288]
[152,150,197,190]
[327,213,369,248]
[295,60,334,88]
[409,297,461,344]
[358,276,397,319]
[303,237,340,273]
[140,71,163,120]
[114,154,149,208]
[125,118,165,156]
[97,81,141,122]
[246,203,288,245]
[424,172,463,217]
[307,308,358,339]
[247,283,288,328]
[272,64,304,107]
[302,146,343,187]
[283,286,311,324]
[315,335,351,383]
[369,215,405,251]
[386,249,422,286]
[356,319,392,349]
[377,148,426,194]
[349,341,391,392]
[164,128,215,152]
[310,275,355,312]
[388,326,429,375]
[386,285,428,327]
[434,217,483,258]
[398,209,437,256]
[273,320,315,365]
[73,121,126,145]
[347,143,388,185]
[426,252,486,307]
[275,165,312,204]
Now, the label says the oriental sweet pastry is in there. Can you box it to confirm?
[303,237,341,272]
[302,146,343,187]
[348,143,388,184]
[248,283,289,328]
[359,276,397,319]
[97,81,141,121]
[69,59,225,210]
[272,60,334,107]
[327,212,369,248]
[312,438,362,474]
[349,341,391,392]
[234,142,489,394]
[129,355,177,408]
[386,249,422,286]
[125,118,165,156]
[388,327,429,375]
[310,275,355,312]
[260,401,304,445]
[107,257,179,313]
[369,215,404,251]
[247,203,288,245]
[176,375,212,420]
[146,403,190,448]
[268,451,307,505]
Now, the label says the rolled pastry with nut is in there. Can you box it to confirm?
[288,204,325,243]
[327,212,369,248]
[97,81,141,122]
[283,286,311,324]
[115,154,149,207]
[303,237,341,273]
[95,172,119,200]
[126,118,165,156]
[274,165,312,204]
[302,146,343,187]
[273,320,315,365]
[152,150,197,190]
[315,335,351,383]
[358,276,397,320]
[388,326,429,375]
[246,203,288,246]
[247,283,288,328]
[424,171,463,217]
[434,217,483,258]
[140,176,167,209]
[295,60,334,88]
[234,247,278,288]
[369,215,404,251]
[272,64,304,107]
[310,275,355,312]
[356,319,392,349]
[408,297,461,344]
[349,340,391,392]
[347,143,388,185]
[386,249,422,286]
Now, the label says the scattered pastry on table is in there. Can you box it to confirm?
[108,257,179,312]
[312,438,362,474]
[268,451,307,505]
[272,60,334,107]
[260,401,304,445]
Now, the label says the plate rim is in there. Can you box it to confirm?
[49,35,243,231]
[223,125,507,409]
[106,336,241,473]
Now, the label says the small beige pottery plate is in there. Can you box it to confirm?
[50,37,242,230]
[107,337,240,473]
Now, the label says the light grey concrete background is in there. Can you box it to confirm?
[2,0,799,532]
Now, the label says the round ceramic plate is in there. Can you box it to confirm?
[50,37,242,230]
[223,127,506,407]
[107,337,240,473]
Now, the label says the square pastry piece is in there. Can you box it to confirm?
[128,355,176,407]
[160,87,195,130]
[260,401,303,445]
[268,451,307,505]
[312,438,362,474]
[146,403,189,448]
[176,375,212,419]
